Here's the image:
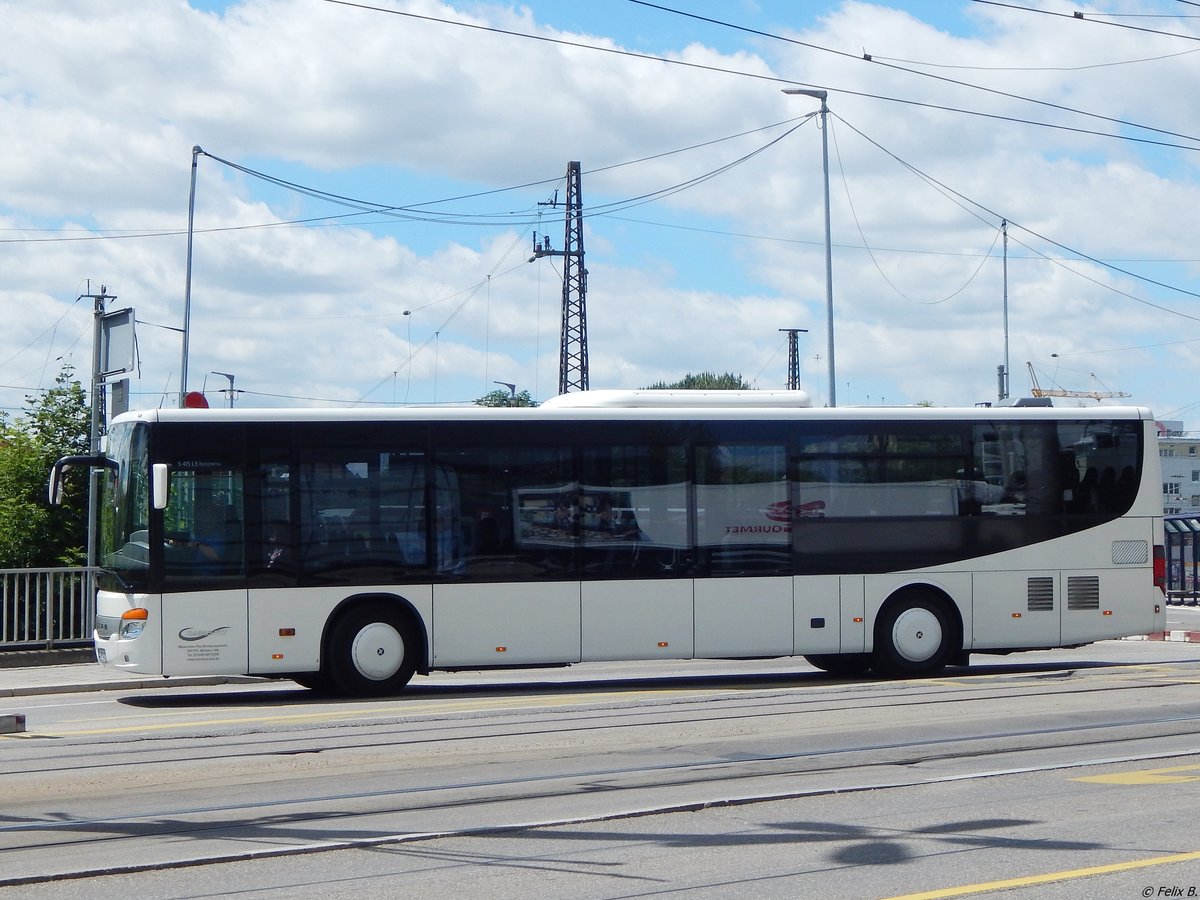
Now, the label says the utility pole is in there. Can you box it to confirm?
[181,144,202,406]
[83,282,114,620]
[779,328,808,390]
[783,89,835,406]
[531,161,588,393]
[211,371,239,407]
[999,218,1010,401]
[85,284,114,456]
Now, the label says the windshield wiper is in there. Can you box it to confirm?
[85,564,135,595]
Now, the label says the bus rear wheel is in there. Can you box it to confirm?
[872,591,957,678]
[326,604,418,696]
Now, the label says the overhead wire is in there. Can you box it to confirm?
[833,112,1200,320]
[168,0,1200,416]
[971,1,1200,36]
[11,2,1199,406]
[625,0,1200,147]
[827,115,1003,306]
[201,117,815,229]
[625,0,1200,409]
[9,2,1200,248]
[2,114,819,250]
[204,117,818,402]
[322,0,1200,152]
[865,46,1200,73]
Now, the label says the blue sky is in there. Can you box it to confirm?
[3,0,1199,422]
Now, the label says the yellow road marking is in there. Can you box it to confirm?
[1074,764,1200,785]
[884,849,1200,899]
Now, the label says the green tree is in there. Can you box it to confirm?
[0,367,90,567]
[475,388,538,407]
[0,425,55,567]
[24,369,90,460]
[643,372,753,390]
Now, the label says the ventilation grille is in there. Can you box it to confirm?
[1027,576,1054,612]
[1112,540,1148,565]
[1067,575,1101,610]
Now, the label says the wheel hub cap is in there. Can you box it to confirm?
[351,622,405,681]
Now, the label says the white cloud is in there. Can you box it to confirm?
[0,0,1196,425]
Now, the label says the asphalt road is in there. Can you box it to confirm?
[3,631,1200,899]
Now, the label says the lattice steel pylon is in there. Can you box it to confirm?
[779,328,808,390]
[532,161,588,393]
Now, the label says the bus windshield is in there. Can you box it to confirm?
[97,421,152,591]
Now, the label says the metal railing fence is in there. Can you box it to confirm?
[0,567,92,650]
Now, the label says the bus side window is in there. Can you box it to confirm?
[580,444,688,578]
[695,443,789,574]
[438,445,575,578]
[253,459,293,575]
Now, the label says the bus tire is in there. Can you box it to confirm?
[804,653,871,676]
[326,603,418,696]
[872,590,958,678]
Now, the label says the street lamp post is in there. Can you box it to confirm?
[211,371,238,407]
[494,381,517,406]
[783,89,836,407]
[181,145,201,406]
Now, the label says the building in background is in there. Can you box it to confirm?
[1158,420,1200,516]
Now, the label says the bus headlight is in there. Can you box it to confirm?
[120,608,149,639]
[120,620,145,638]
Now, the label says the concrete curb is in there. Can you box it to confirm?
[1125,630,1200,642]
[0,675,268,699]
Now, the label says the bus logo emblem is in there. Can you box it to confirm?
[178,626,231,642]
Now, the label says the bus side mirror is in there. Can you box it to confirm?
[48,453,117,506]
[48,466,69,506]
[152,463,170,510]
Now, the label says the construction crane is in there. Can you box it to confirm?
[1025,362,1131,400]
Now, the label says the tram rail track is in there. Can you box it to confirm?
[4,660,1200,887]
[3,660,1196,776]
[4,661,1196,760]
[4,732,1200,888]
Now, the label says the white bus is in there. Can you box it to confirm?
[51,391,1166,695]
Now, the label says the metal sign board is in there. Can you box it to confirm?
[110,379,129,417]
[100,308,135,377]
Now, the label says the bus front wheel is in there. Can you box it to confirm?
[872,591,957,678]
[327,604,418,696]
